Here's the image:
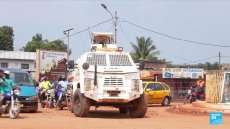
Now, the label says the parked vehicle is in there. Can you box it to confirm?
[184,86,205,104]
[0,85,21,119]
[2,68,38,113]
[143,82,172,106]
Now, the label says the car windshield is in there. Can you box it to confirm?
[10,72,34,86]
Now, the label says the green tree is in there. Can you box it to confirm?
[130,36,159,62]
[203,62,219,70]
[23,34,45,52]
[0,26,14,50]
[23,34,69,54]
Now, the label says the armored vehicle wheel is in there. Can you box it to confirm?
[119,107,128,114]
[73,89,90,117]
[129,94,147,118]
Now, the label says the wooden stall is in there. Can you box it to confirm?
[205,71,224,103]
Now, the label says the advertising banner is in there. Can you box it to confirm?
[38,50,67,81]
[162,68,203,79]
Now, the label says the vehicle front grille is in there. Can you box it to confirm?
[18,96,27,101]
[104,77,123,87]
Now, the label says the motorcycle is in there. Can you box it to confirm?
[0,86,21,119]
[184,86,205,104]
[184,86,197,104]
[40,88,55,108]
[55,85,71,110]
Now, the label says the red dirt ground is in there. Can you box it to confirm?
[0,104,229,129]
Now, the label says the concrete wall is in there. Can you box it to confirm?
[0,59,35,71]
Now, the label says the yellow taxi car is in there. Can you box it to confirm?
[143,82,172,106]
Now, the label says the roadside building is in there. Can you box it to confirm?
[221,63,230,71]
[139,61,204,101]
[0,50,36,77]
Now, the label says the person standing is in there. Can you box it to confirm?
[196,76,205,100]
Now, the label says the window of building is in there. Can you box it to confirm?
[21,64,29,69]
[1,62,8,68]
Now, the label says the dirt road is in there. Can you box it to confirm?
[1,104,229,129]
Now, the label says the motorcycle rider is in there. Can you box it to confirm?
[39,77,52,101]
[4,71,15,87]
[53,76,62,102]
[58,75,68,92]
[0,69,8,111]
[56,75,68,108]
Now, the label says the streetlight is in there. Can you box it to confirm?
[101,4,118,44]
[63,28,74,62]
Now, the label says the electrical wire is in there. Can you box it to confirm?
[118,21,193,63]
[183,56,218,64]
[56,18,113,41]
[69,18,112,37]
[120,20,230,48]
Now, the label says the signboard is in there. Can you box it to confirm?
[36,49,67,81]
[162,68,203,79]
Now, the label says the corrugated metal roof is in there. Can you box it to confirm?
[0,50,36,60]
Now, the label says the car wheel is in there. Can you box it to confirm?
[162,97,170,106]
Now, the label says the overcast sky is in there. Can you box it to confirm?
[1,0,230,64]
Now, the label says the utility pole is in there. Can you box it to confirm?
[219,52,221,71]
[63,28,73,77]
[63,28,74,62]
[101,4,118,44]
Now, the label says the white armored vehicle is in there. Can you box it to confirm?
[68,32,147,117]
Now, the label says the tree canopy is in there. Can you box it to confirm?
[130,36,160,62]
[0,26,14,51]
[23,33,70,54]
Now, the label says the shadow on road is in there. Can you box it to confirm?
[0,115,28,119]
[21,110,43,113]
[148,104,172,108]
[86,110,149,119]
